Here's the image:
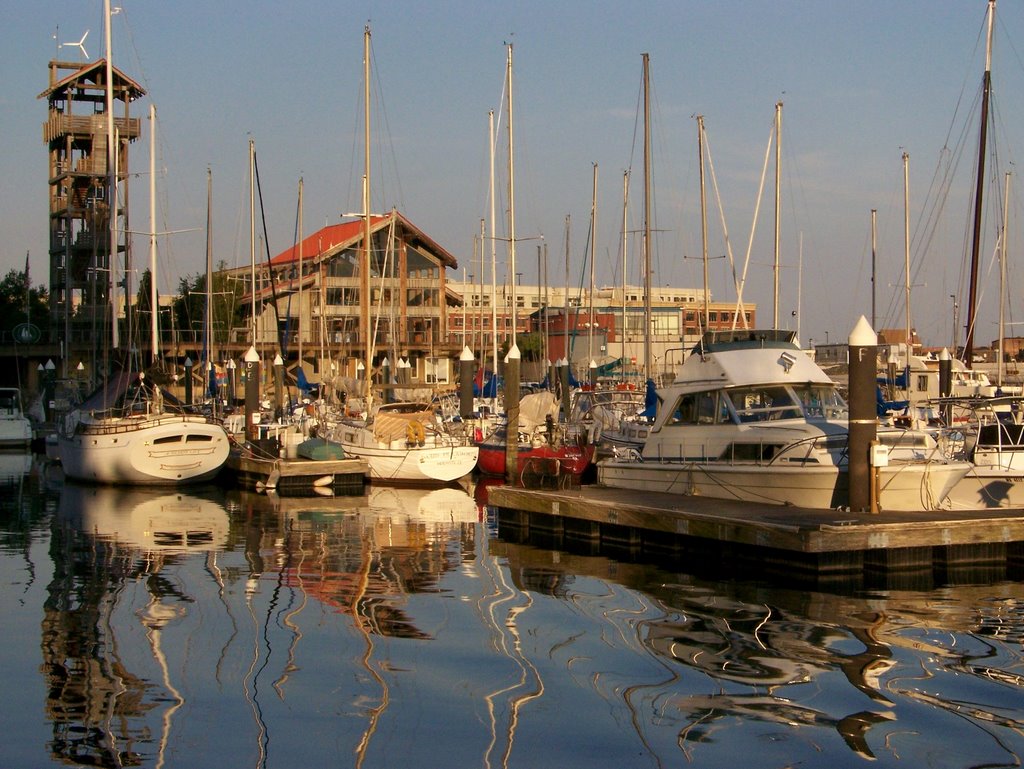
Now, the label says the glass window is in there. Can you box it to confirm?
[407,246,439,280]
[727,386,802,422]
[795,384,847,419]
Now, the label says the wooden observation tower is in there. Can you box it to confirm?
[39,57,144,375]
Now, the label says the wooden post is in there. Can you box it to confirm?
[848,317,878,513]
[559,357,571,420]
[226,358,236,408]
[381,356,391,405]
[244,346,261,445]
[459,346,474,420]
[273,353,284,420]
[184,356,193,406]
[939,347,952,427]
[505,344,521,485]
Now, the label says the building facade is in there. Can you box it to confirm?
[223,211,463,390]
[447,281,756,382]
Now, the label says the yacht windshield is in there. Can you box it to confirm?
[726,385,804,423]
[794,384,847,419]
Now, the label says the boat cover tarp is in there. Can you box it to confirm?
[876,386,909,417]
[519,391,560,430]
[297,438,347,460]
[78,371,185,414]
[372,405,433,443]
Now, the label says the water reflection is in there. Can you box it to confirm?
[0,466,1019,768]
[495,540,1024,766]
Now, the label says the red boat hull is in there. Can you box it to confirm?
[476,440,594,478]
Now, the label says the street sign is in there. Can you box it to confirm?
[13,323,40,344]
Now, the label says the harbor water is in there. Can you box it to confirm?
[2,456,1024,768]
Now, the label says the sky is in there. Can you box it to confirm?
[3,1,1024,352]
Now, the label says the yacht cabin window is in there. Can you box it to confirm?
[666,391,730,425]
[726,386,802,423]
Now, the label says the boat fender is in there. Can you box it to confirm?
[406,420,426,446]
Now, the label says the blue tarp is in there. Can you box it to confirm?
[876,366,909,389]
[474,373,501,398]
[876,386,909,417]
[639,378,658,420]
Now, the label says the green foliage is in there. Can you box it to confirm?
[170,262,245,346]
[0,269,49,336]
[498,333,544,362]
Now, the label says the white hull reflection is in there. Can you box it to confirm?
[59,482,229,552]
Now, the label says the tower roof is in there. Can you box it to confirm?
[38,58,146,102]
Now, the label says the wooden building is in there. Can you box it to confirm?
[224,211,463,390]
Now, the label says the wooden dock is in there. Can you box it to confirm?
[226,450,368,496]
[487,485,1024,585]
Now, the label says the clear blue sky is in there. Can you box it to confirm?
[3,1,1023,351]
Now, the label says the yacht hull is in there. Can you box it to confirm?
[597,458,969,512]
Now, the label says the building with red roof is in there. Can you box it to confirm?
[221,209,464,389]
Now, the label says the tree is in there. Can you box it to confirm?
[0,268,49,338]
[170,261,245,350]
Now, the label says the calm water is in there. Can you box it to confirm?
[2,456,1024,769]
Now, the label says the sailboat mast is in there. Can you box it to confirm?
[205,168,214,402]
[621,169,629,379]
[105,0,119,352]
[506,42,518,349]
[362,25,373,399]
[999,170,1010,386]
[488,110,498,409]
[479,217,485,358]
[564,213,570,364]
[870,208,877,330]
[149,103,158,365]
[543,241,549,369]
[903,151,912,367]
[697,115,709,332]
[248,139,257,344]
[964,0,995,365]
[297,177,304,378]
[588,162,597,365]
[773,101,782,329]
[641,52,652,382]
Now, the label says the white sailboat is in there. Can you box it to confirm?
[328,27,477,484]
[57,2,229,485]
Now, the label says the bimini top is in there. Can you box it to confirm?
[678,329,831,388]
[692,328,798,354]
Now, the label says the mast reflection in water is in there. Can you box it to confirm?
[1,460,1022,767]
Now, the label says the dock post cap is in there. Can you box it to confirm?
[848,316,877,346]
